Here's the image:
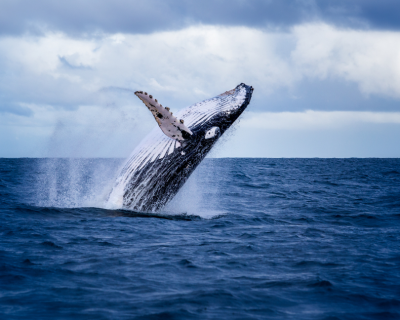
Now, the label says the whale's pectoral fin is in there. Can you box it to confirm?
[135,91,193,141]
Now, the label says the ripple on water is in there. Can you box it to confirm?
[0,158,399,319]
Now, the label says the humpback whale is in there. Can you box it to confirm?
[107,83,254,212]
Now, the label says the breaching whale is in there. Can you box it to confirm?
[107,83,254,212]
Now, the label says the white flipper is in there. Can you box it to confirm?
[135,91,193,141]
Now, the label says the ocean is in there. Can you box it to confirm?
[1,158,399,319]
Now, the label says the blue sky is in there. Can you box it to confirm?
[1,0,400,157]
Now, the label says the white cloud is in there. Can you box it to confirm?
[292,24,400,98]
[1,23,400,111]
[0,25,294,117]
[1,23,400,157]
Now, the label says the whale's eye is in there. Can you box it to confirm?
[205,127,220,139]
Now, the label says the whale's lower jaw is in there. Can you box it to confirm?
[107,83,253,212]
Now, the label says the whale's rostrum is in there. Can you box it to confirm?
[107,83,254,212]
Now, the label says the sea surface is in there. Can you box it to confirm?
[1,158,400,319]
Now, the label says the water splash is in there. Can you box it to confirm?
[32,158,224,219]
[34,158,122,208]
[164,160,225,219]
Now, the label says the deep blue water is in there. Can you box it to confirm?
[1,158,400,319]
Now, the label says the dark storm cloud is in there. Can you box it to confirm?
[1,0,400,36]
[315,0,400,30]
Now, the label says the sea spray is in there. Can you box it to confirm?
[34,158,122,208]
[31,158,223,218]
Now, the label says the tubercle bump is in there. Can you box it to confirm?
[134,90,191,139]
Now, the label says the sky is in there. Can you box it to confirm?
[1,0,400,158]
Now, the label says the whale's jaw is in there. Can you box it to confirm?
[107,83,253,212]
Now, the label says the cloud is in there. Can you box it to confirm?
[292,24,400,99]
[58,56,92,70]
[1,0,400,38]
[0,102,33,116]
[1,23,400,117]
[1,23,400,157]
[315,0,400,30]
[0,26,294,115]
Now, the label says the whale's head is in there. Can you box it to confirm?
[180,83,253,147]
